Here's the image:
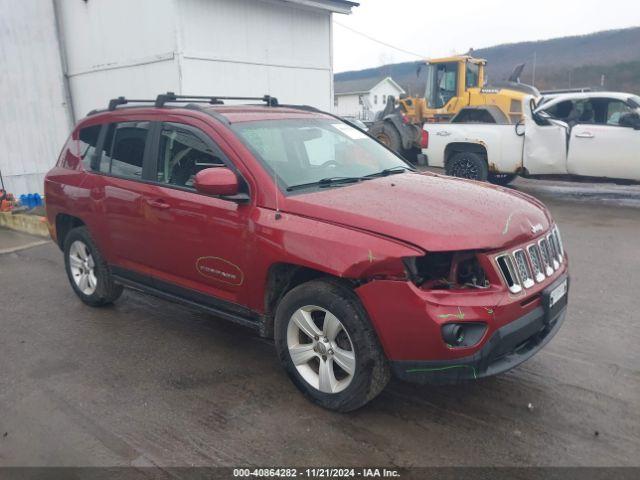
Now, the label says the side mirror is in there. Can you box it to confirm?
[620,112,640,130]
[194,167,240,197]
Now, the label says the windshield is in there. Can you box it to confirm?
[232,118,411,191]
[425,62,458,109]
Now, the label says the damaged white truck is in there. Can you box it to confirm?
[422,92,640,185]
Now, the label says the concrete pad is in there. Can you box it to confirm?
[0,227,50,254]
[0,198,638,467]
[422,167,640,207]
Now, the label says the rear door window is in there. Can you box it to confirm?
[106,122,151,180]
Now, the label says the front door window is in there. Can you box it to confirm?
[156,123,225,189]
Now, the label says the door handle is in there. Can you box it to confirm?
[146,199,170,210]
[575,132,594,138]
[436,131,451,136]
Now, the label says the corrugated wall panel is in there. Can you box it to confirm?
[69,60,181,118]
[59,0,176,76]
[0,0,71,195]
[181,58,331,108]
[58,0,179,117]
[178,0,333,109]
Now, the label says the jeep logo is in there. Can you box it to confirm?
[530,223,544,234]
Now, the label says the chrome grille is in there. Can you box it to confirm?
[496,226,565,292]
[513,250,534,288]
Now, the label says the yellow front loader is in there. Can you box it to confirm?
[369,55,539,159]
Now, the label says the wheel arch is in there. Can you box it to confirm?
[55,213,86,250]
[444,142,488,167]
[262,263,356,338]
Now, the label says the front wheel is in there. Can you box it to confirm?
[445,151,488,181]
[369,122,402,153]
[274,279,389,412]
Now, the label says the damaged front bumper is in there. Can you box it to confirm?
[390,276,568,384]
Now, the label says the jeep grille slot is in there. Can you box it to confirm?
[513,250,534,288]
[496,255,522,294]
[538,238,555,276]
[527,244,546,283]
[552,227,564,262]
[546,233,560,269]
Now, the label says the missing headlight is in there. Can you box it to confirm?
[404,252,489,290]
[456,255,490,289]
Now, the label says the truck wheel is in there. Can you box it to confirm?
[64,226,123,307]
[446,152,488,181]
[369,122,402,153]
[489,173,516,186]
[274,279,390,412]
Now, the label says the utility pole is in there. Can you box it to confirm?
[532,52,537,86]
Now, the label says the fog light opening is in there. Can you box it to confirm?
[442,324,465,346]
[441,322,487,348]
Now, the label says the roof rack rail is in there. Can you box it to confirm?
[106,92,279,111]
[154,92,279,107]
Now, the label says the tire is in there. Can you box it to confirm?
[488,173,516,186]
[274,278,390,412]
[445,151,488,181]
[402,146,422,164]
[369,121,402,154]
[63,226,123,307]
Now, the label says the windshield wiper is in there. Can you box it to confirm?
[363,166,416,178]
[286,176,364,192]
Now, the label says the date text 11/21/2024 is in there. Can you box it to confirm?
[232,468,401,478]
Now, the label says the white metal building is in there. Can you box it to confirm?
[0,0,357,196]
[334,76,405,120]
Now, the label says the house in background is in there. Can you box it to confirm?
[334,76,405,120]
[0,0,358,196]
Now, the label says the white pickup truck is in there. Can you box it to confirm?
[423,91,640,185]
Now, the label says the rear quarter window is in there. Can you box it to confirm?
[78,125,102,169]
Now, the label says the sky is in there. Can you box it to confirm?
[332,0,640,72]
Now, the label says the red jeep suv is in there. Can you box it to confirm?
[45,93,569,411]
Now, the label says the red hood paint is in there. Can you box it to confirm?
[283,173,551,252]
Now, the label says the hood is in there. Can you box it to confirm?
[283,172,552,252]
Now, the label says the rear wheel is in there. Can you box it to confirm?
[274,279,389,412]
[445,151,488,181]
[64,227,123,306]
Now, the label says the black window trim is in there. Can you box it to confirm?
[147,121,251,198]
[85,119,251,203]
[89,120,155,181]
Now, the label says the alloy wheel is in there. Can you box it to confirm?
[69,240,97,295]
[286,305,356,394]
[451,156,480,179]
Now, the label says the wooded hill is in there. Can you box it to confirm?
[335,27,640,96]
